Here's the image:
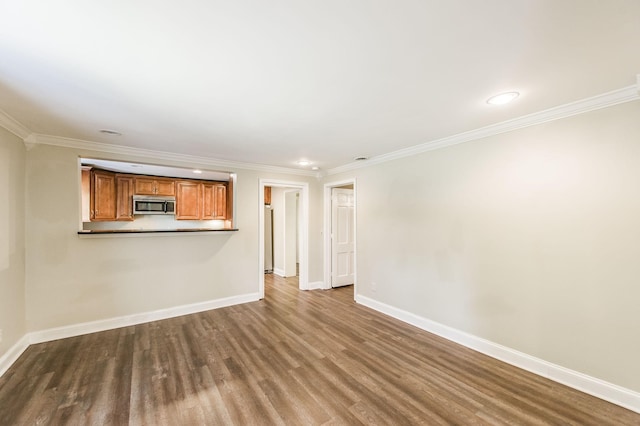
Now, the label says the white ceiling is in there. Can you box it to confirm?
[1,1,639,172]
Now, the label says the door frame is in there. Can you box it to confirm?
[282,189,300,278]
[259,179,309,299]
[323,178,357,294]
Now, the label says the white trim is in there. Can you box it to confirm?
[25,133,317,177]
[23,134,38,150]
[29,292,260,344]
[0,110,31,140]
[258,181,265,298]
[323,178,357,292]
[327,84,640,176]
[3,83,638,177]
[273,268,286,277]
[0,335,31,378]
[0,292,259,378]
[77,157,85,231]
[258,179,310,299]
[356,294,640,414]
[304,281,325,290]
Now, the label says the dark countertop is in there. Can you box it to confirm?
[78,228,238,235]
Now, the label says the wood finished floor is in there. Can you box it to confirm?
[1,275,638,425]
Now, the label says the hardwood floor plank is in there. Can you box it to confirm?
[1,273,639,425]
[287,361,366,426]
[8,372,55,425]
[258,377,331,425]
[220,356,284,425]
[189,365,234,425]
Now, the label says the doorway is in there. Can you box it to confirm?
[269,188,300,278]
[324,179,357,292]
[259,179,309,299]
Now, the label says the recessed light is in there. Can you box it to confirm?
[487,92,519,105]
[99,129,122,136]
[193,170,203,174]
[297,160,311,166]
[311,166,319,171]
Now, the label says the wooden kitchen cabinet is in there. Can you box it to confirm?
[175,180,202,220]
[177,180,227,220]
[83,166,233,225]
[115,174,134,221]
[202,183,227,220]
[90,169,116,221]
[155,178,176,196]
[134,176,175,196]
[264,186,271,205]
[90,170,135,221]
[214,183,227,219]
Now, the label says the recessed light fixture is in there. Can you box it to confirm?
[99,129,122,136]
[193,169,203,174]
[486,92,520,105]
[311,166,319,171]
[297,160,311,166]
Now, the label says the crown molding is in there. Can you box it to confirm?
[28,134,317,177]
[0,109,31,140]
[3,78,639,177]
[327,83,640,176]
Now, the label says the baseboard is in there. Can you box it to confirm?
[0,334,31,378]
[304,281,325,290]
[356,294,640,414]
[29,292,261,344]
[273,268,285,277]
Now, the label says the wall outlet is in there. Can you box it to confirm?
[371,282,377,293]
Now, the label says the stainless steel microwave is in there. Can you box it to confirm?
[133,196,176,215]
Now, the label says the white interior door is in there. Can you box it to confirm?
[331,188,354,287]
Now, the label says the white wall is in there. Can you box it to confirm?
[0,127,26,358]
[328,100,640,393]
[24,144,322,332]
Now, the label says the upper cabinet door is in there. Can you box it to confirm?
[134,177,175,195]
[134,177,156,195]
[264,186,271,205]
[175,180,202,220]
[202,183,227,220]
[213,184,227,220]
[115,175,134,221]
[91,169,117,221]
[154,177,176,196]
